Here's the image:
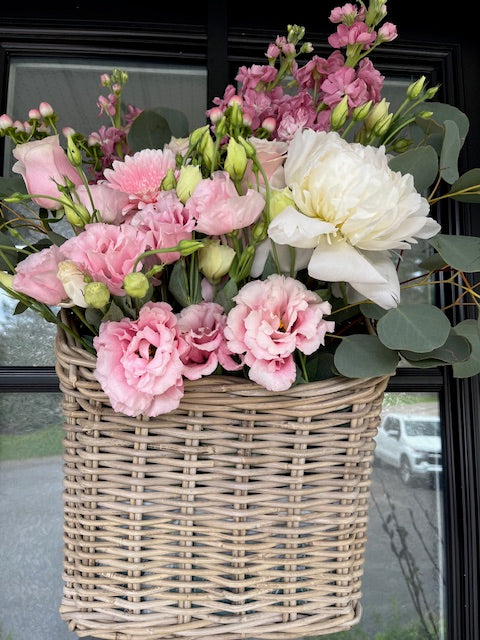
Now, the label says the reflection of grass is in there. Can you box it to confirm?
[383,392,437,407]
[312,618,441,639]
[0,424,63,461]
[0,625,13,640]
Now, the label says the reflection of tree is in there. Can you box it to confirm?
[371,482,445,640]
[0,392,62,434]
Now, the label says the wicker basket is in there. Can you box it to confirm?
[55,318,389,640]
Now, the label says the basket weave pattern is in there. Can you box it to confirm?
[55,321,388,640]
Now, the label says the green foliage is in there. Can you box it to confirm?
[0,423,64,461]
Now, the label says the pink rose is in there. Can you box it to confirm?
[130,191,195,265]
[177,302,242,380]
[187,171,265,236]
[12,135,83,210]
[60,222,147,296]
[225,274,335,392]
[93,302,184,417]
[75,183,131,224]
[12,245,66,305]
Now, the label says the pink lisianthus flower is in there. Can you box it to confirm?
[75,183,131,224]
[186,171,265,236]
[243,138,288,190]
[177,302,243,380]
[130,191,195,265]
[93,302,184,417]
[12,245,66,305]
[225,274,335,392]
[12,135,82,210]
[103,148,178,213]
[60,222,147,296]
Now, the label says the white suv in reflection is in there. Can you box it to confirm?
[374,413,442,485]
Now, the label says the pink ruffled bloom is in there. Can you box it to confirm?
[75,183,131,224]
[177,302,242,380]
[321,66,370,109]
[93,302,184,417]
[329,3,366,23]
[243,138,288,189]
[130,191,195,265]
[235,64,278,91]
[378,22,398,42]
[103,148,178,212]
[357,58,385,103]
[186,171,265,236]
[12,245,66,305]
[60,222,147,296]
[328,22,377,49]
[12,135,82,210]
[225,274,335,392]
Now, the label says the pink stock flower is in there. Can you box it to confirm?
[12,135,83,210]
[130,191,195,265]
[103,148,178,212]
[60,222,147,296]
[177,302,242,380]
[378,22,398,42]
[357,58,384,103]
[75,183,131,224]
[329,3,366,24]
[235,64,278,91]
[12,245,66,305]
[321,66,370,109]
[328,22,377,49]
[93,302,184,417]
[225,274,334,392]
[186,171,265,236]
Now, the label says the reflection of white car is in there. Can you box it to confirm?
[374,413,442,485]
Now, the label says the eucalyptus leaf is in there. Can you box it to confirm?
[13,301,29,315]
[428,235,480,272]
[414,114,444,138]
[333,335,399,378]
[446,168,480,203]
[215,278,238,313]
[261,252,278,279]
[127,110,173,152]
[377,303,451,353]
[102,300,129,322]
[0,176,26,198]
[360,302,387,320]
[0,231,19,269]
[452,320,480,378]
[419,253,447,271]
[426,102,470,144]
[168,260,190,307]
[388,145,438,193]
[401,332,471,364]
[439,120,461,184]
[305,351,336,381]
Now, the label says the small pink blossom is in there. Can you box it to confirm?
[378,22,398,42]
[186,171,265,236]
[328,22,377,49]
[93,302,184,417]
[75,183,131,224]
[356,58,384,103]
[60,222,147,296]
[177,302,242,380]
[329,3,366,24]
[225,274,335,392]
[130,191,195,265]
[321,66,369,109]
[266,43,280,60]
[12,245,66,305]
[235,64,277,91]
[38,102,54,117]
[103,148,178,212]
[0,114,13,130]
[28,109,41,121]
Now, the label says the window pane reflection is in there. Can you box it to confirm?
[322,392,445,640]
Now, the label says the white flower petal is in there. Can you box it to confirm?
[268,206,336,248]
[250,238,313,278]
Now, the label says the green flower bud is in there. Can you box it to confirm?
[372,112,394,138]
[178,239,204,256]
[330,95,349,131]
[0,271,14,292]
[3,192,30,203]
[406,76,426,100]
[237,135,256,159]
[352,100,373,122]
[60,196,90,227]
[176,165,202,204]
[198,240,235,282]
[391,138,413,153]
[365,98,390,132]
[424,85,440,100]
[66,135,82,167]
[269,187,295,220]
[84,281,110,309]
[199,130,215,168]
[123,272,150,299]
[251,219,268,243]
[161,167,176,191]
[229,101,244,127]
[417,110,434,119]
[224,137,248,180]
[189,125,210,148]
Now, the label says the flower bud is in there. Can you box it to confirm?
[60,196,91,227]
[417,110,434,119]
[39,102,54,118]
[352,100,372,122]
[57,260,88,307]
[28,109,41,121]
[161,167,177,191]
[391,137,413,153]
[189,125,210,148]
[406,75,426,100]
[84,281,110,309]
[261,117,276,133]
[251,219,268,243]
[208,107,224,124]
[224,137,248,180]
[365,98,390,132]
[176,165,202,204]
[0,271,14,292]
[423,86,440,100]
[0,114,13,131]
[178,239,204,256]
[199,130,215,168]
[66,135,82,167]
[100,73,110,87]
[198,240,235,282]
[237,135,256,159]
[330,95,349,130]
[229,100,244,127]
[123,272,150,299]
[372,112,393,137]
[269,187,295,220]
[62,126,76,138]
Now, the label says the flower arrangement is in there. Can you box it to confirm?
[0,0,479,418]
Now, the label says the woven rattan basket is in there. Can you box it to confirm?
[55,316,389,640]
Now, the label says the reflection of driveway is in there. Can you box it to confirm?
[0,456,77,640]
[0,455,444,640]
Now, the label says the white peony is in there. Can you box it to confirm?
[267,129,441,308]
